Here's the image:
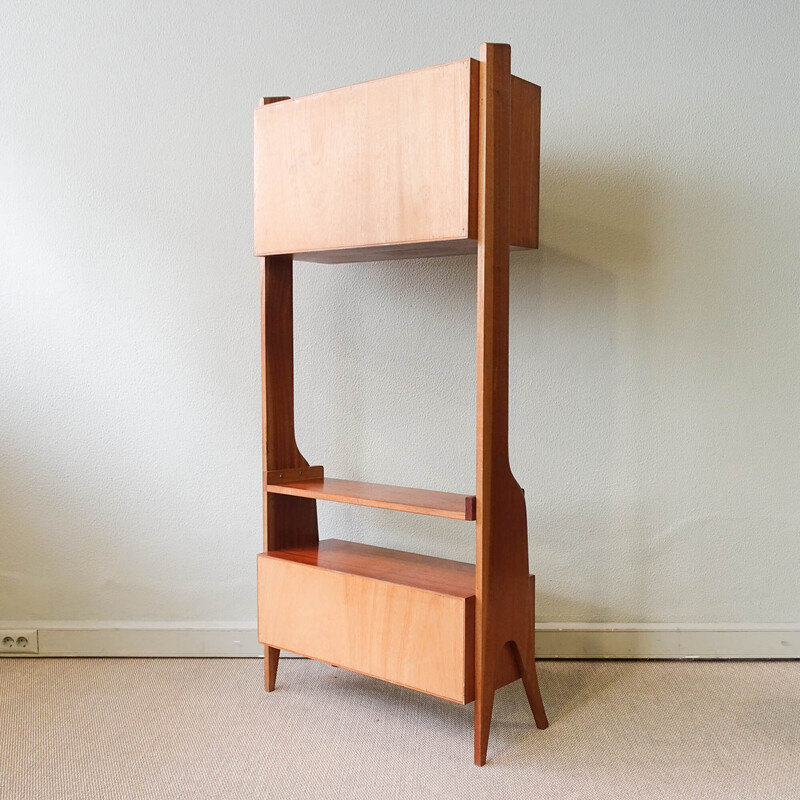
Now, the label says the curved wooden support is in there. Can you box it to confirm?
[261,253,320,552]
[474,42,547,765]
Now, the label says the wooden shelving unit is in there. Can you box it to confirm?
[255,43,547,765]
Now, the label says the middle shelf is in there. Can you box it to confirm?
[266,475,477,521]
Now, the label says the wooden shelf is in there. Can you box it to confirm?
[266,477,476,521]
[266,538,476,598]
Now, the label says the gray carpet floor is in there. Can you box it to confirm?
[1,658,798,799]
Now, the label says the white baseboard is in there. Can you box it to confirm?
[1,622,798,658]
[535,623,800,659]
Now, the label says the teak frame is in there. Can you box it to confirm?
[256,43,547,765]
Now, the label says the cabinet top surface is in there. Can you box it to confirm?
[264,539,476,599]
[256,57,476,111]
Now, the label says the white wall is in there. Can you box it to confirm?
[2,1,799,652]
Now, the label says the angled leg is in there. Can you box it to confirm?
[265,646,280,692]
[474,678,496,766]
[511,640,548,729]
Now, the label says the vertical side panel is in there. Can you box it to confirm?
[474,43,547,767]
[509,77,541,248]
[475,41,514,767]
[467,58,481,240]
[261,255,319,552]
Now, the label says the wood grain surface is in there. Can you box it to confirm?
[267,477,476,520]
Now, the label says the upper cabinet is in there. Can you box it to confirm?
[254,58,540,263]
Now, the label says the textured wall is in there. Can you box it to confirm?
[2,1,799,627]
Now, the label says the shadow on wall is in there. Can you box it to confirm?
[296,159,667,621]
[522,158,800,624]
[302,157,800,625]
[511,160,657,623]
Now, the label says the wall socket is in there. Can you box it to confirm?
[0,630,39,654]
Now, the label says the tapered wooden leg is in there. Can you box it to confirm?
[474,681,496,766]
[265,646,280,692]
[511,641,549,729]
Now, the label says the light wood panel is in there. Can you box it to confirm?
[258,544,474,703]
[255,59,478,258]
[266,477,477,521]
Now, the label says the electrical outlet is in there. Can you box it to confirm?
[0,630,39,654]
